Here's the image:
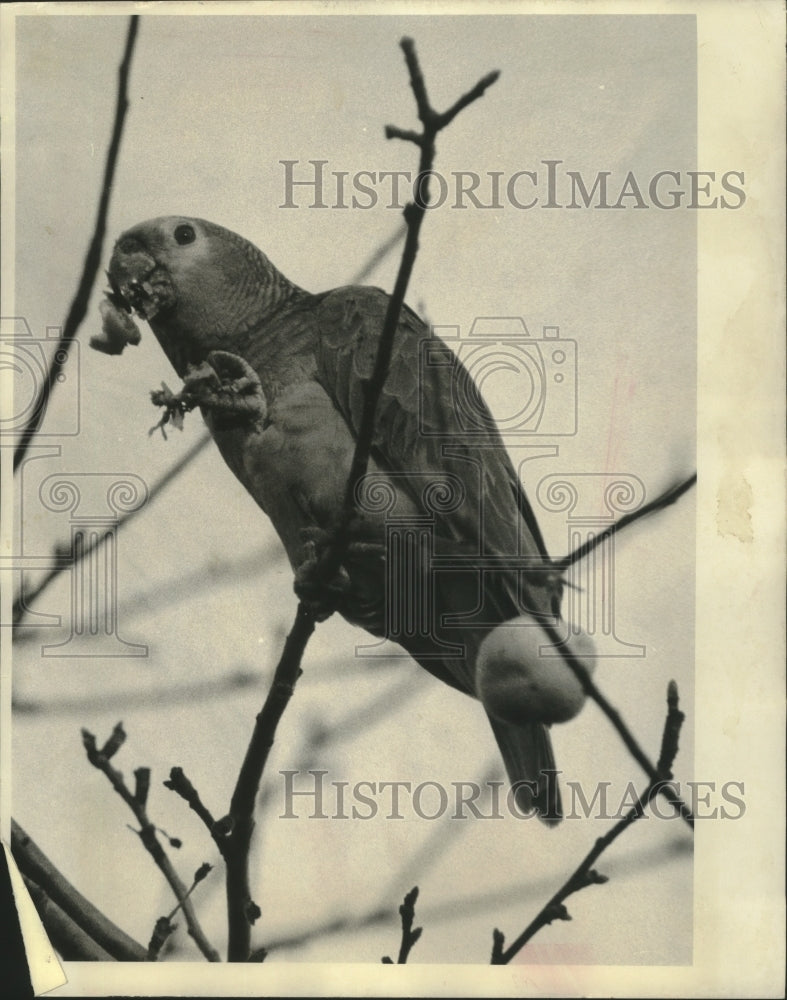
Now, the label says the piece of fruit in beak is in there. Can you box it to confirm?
[91,298,142,355]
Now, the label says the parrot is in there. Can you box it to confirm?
[97,216,595,824]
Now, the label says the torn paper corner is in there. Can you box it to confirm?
[2,840,67,996]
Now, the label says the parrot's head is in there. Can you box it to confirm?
[95,216,301,375]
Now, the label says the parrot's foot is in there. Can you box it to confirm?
[293,525,386,621]
[149,351,267,438]
[294,537,351,622]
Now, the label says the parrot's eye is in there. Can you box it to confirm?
[174,224,196,246]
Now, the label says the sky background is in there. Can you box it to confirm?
[9,10,698,970]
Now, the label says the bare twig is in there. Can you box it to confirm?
[147,862,214,961]
[13,16,139,472]
[81,724,220,961]
[553,472,697,575]
[163,767,223,849]
[147,916,175,962]
[491,682,687,964]
[542,621,694,827]
[524,472,695,827]
[223,604,316,961]
[326,38,499,572]
[657,680,685,775]
[382,886,423,964]
[11,820,147,961]
[221,38,500,962]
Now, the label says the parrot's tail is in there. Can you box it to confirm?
[488,716,562,825]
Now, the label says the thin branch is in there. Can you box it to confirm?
[13,16,139,472]
[223,603,316,961]
[13,431,211,626]
[147,862,214,961]
[163,767,222,848]
[382,886,423,964]
[147,916,175,962]
[220,37,499,963]
[328,38,500,570]
[491,682,687,964]
[81,724,220,962]
[437,71,501,129]
[541,621,694,827]
[553,472,697,575]
[657,679,685,775]
[11,820,147,961]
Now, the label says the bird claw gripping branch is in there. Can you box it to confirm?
[150,350,267,438]
[293,537,350,622]
[293,525,388,622]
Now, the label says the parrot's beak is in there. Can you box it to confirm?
[107,245,176,323]
[92,242,178,356]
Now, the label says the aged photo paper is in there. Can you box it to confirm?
[1,1,784,997]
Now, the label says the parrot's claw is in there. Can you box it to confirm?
[185,351,267,424]
[294,539,352,622]
[294,526,386,621]
[149,351,267,438]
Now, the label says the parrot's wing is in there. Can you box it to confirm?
[313,285,557,617]
[313,284,563,823]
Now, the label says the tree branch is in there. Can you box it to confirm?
[331,38,499,563]
[11,820,147,961]
[541,621,694,827]
[382,886,422,964]
[13,15,139,472]
[255,835,690,958]
[146,862,214,961]
[22,874,114,962]
[553,472,697,575]
[223,604,315,961]
[81,724,220,961]
[163,767,221,846]
[491,681,687,964]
